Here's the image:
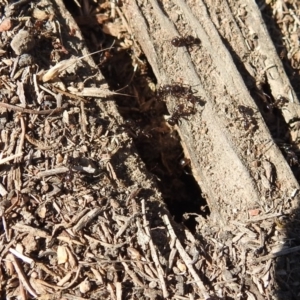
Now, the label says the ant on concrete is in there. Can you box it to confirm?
[171,35,201,48]
[238,105,258,132]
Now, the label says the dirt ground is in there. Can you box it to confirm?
[1,0,300,299]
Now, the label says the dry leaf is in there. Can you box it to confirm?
[127,247,141,260]
[249,209,260,216]
[95,14,110,24]
[42,58,77,82]
[57,245,68,264]
[38,204,47,218]
[102,22,126,37]
[176,260,186,273]
[63,110,69,124]
[32,8,49,20]
[79,278,91,293]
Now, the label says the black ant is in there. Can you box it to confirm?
[99,50,113,66]
[179,157,192,175]
[157,82,204,108]
[65,169,74,182]
[265,95,289,111]
[168,104,194,126]
[185,93,205,109]
[171,35,201,48]
[179,158,191,168]
[238,105,258,131]
[157,83,193,98]
[278,143,299,166]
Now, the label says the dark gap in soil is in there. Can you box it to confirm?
[64,2,210,231]
[103,51,209,231]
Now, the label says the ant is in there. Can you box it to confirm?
[99,50,114,66]
[185,93,205,109]
[278,143,299,166]
[238,105,258,131]
[156,82,203,108]
[179,157,191,175]
[179,158,191,168]
[168,104,194,126]
[157,83,193,98]
[265,95,289,111]
[171,35,201,48]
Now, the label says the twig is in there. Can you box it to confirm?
[14,115,26,165]
[72,208,103,232]
[253,245,300,263]
[80,101,87,134]
[2,216,8,241]
[9,248,34,265]
[0,153,23,165]
[121,261,144,287]
[37,167,69,177]
[163,214,210,299]
[51,86,88,103]
[141,200,169,298]
[35,266,82,290]
[25,134,53,150]
[245,212,283,223]
[84,234,127,249]
[12,223,51,239]
[0,102,65,115]
[115,213,139,240]
[116,282,122,300]
[7,253,38,298]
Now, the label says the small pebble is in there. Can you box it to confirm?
[18,54,35,67]
[0,18,13,32]
[10,30,35,55]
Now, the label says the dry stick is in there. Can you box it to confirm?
[0,153,23,165]
[9,248,34,265]
[13,115,26,166]
[115,281,122,300]
[2,216,8,241]
[72,208,103,232]
[42,45,115,82]
[7,253,38,298]
[51,86,89,103]
[18,115,26,155]
[163,215,210,299]
[80,100,87,134]
[37,167,69,177]
[121,261,144,287]
[12,224,51,239]
[84,234,127,249]
[245,212,283,223]
[253,245,300,263]
[0,102,65,115]
[35,266,82,290]
[141,199,169,298]
[61,294,88,300]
